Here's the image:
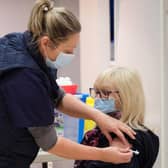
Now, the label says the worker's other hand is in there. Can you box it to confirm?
[94,112,136,145]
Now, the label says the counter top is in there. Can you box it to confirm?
[33,151,66,163]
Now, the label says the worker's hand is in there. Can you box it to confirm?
[101,146,133,164]
[94,112,136,145]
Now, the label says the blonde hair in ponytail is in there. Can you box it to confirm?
[28,0,81,45]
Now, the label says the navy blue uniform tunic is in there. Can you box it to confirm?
[0,68,55,167]
[0,32,63,167]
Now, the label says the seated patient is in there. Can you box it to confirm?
[74,66,159,168]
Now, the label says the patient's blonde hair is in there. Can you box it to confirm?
[94,66,146,131]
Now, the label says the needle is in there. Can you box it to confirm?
[131,149,140,155]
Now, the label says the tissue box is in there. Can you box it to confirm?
[61,84,78,94]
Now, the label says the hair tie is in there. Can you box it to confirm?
[43,6,49,12]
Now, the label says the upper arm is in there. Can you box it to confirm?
[28,125,57,151]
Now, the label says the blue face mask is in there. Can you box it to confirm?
[46,52,75,69]
[94,98,116,114]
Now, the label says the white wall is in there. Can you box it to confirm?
[79,0,111,93]
[161,0,168,167]
[0,0,34,35]
[115,0,161,167]
[56,0,81,89]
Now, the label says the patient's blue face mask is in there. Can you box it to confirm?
[94,98,116,114]
[46,52,75,69]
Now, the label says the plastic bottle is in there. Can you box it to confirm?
[76,93,89,143]
[84,96,96,133]
[63,94,88,142]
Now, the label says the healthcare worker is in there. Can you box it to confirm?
[0,0,135,167]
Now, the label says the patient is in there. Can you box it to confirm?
[74,66,159,168]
